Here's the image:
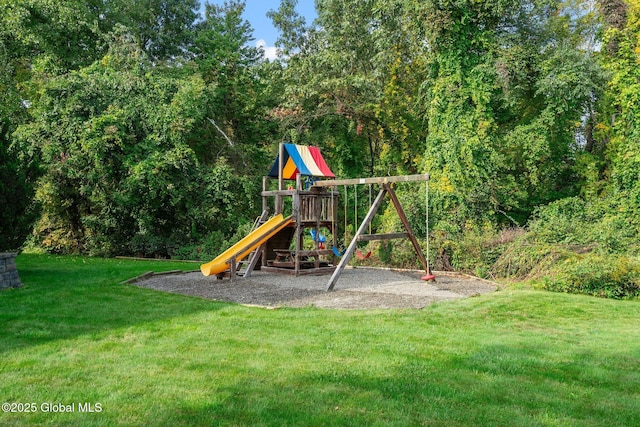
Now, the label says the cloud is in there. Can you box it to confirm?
[256,39,279,61]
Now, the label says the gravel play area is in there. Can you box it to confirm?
[130,267,499,309]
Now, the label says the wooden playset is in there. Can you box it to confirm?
[200,143,433,290]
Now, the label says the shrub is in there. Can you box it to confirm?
[171,220,257,262]
[528,197,589,244]
[528,192,640,255]
[171,230,227,261]
[428,223,523,278]
[541,255,640,299]
[491,240,579,280]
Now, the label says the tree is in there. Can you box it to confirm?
[269,0,425,178]
[107,0,200,60]
[0,0,203,251]
[192,0,276,170]
[404,0,607,228]
[13,35,214,256]
[598,0,640,202]
[0,0,108,74]
[0,122,39,251]
[267,0,309,57]
[267,0,608,233]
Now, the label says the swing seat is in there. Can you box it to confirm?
[355,248,372,260]
[332,246,345,257]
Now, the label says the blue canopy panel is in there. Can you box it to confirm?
[268,144,335,180]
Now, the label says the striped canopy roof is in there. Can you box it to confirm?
[268,144,335,180]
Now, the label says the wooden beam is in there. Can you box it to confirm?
[262,176,268,213]
[262,189,298,197]
[229,256,237,281]
[262,189,336,197]
[357,232,408,242]
[313,173,429,188]
[295,249,335,256]
[293,184,302,275]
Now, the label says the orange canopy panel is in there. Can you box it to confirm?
[268,144,335,180]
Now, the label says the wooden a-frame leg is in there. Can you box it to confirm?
[385,183,429,274]
[326,187,387,291]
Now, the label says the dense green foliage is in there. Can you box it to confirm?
[1,0,640,297]
[1,255,639,425]
[2,1,273,258]
[16,40,204,255]
[0,134,37,251]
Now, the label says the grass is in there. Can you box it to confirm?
[1,254,639,426]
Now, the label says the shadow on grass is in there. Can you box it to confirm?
[0,254,225,354]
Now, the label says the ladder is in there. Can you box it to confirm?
[235,210,270,278]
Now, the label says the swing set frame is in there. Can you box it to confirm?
[313,174,432,291]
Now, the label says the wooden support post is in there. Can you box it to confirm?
[294,174,302,275]
[332,188,338,266]
[262,176,268,214]
[314,185,321,269]
[276,143,284,214]
[229,256,237,282]
[326,186,387,291]
[262,238,268,268]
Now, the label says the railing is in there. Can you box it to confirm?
[300,194,334,222]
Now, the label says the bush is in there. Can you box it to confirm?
[0,126,39,251]
[491,240,579,280]
[528,193,640,254]
[541,255,640,299]
[171,220,257,262]
[528,197,589,244]
[429,223,523,278]
[171,230,227,261]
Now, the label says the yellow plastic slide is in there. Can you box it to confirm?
[200,214,293,277]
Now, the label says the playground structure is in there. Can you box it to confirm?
[200,143,433,290]
[200,143,338,279]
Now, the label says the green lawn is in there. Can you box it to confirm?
[1,254,639,426]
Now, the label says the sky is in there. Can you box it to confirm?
[201,1,318,60]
